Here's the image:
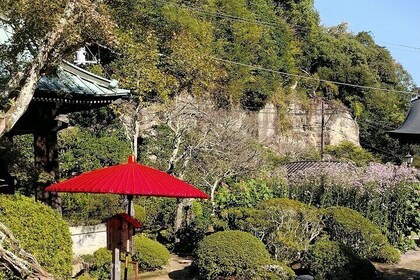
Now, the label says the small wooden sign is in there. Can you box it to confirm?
[106,213,142,253]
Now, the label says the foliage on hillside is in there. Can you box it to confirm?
[103,0,415,162]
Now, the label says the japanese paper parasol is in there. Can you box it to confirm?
[45,155,209,211]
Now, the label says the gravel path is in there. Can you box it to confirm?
[375,248,420,280]
[137,255,193,280]
[137,248,420,280]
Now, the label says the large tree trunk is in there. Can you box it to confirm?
[0,0,77,137]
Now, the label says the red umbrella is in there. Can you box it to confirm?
[46,155,208,280]
[46,155,209,199]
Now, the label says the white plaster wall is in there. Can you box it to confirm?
[70,224,107,256]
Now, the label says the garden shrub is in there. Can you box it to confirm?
[377,245,401,264]
[303,240,376,280]
[81,247,112,280]
[132,235,170,270]
[133,203,146,224]
[257,199,323,262]
[222,199,323,263]
[215,179,275,210]
[61,193,124,226]
[195,230,294,280]
[325,141,376,166]
[323,207,400,263]
[257,261,295,280]
[0,194,72,278]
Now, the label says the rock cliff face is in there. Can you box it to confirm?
[256,100,359,157]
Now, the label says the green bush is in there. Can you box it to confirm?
[0,194,72,278]
[257,261,295,280]
[325,141,376,166]
[133,204,146,224]
[324,207,400,263]
[377,245,401,263]
[215,179,275,210]
[61,193,124,226]
[195,230,294,280]
[132,235,170,270]
[303,240,376,280]
[81,248,112,280]
[222,198,323,263]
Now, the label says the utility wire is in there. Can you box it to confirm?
[378,41,420,51]
[168,1,420,53]
[211,57,415,95]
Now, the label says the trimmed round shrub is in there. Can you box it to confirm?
[132,235,170,270]
[303,240,376,280]
[0,194,72,278]
[195,230,294,280]
[323,207,400,263]
[81,247,112,279]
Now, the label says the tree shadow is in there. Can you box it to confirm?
[378,267,420,280]
[168,266,198,280]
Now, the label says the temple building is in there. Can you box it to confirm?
[1,61,129,212]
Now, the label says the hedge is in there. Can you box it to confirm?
[0,194,72,278]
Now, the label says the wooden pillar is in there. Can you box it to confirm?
[0,161,14,195]
[111,247,121,280]
[34,105,62,214]
[0,136,15,194]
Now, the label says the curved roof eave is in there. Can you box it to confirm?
[36,61,130,98]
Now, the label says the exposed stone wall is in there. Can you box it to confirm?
[256,100,359,156]
[70,224,106,256]
[147,96,359,158]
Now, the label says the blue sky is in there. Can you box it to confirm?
[314,0,420,87]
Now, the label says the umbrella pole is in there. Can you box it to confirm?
[127,195,134,216]
[124,194,134,280]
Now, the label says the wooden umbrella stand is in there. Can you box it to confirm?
[106,213,142,280]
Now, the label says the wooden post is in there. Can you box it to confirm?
[320,99,325,160]
[112,247,121,280]
[34,105,61,213]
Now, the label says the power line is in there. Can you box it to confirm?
[211,57,415,95]
[378,41,420,51]
[169,1,420,53]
